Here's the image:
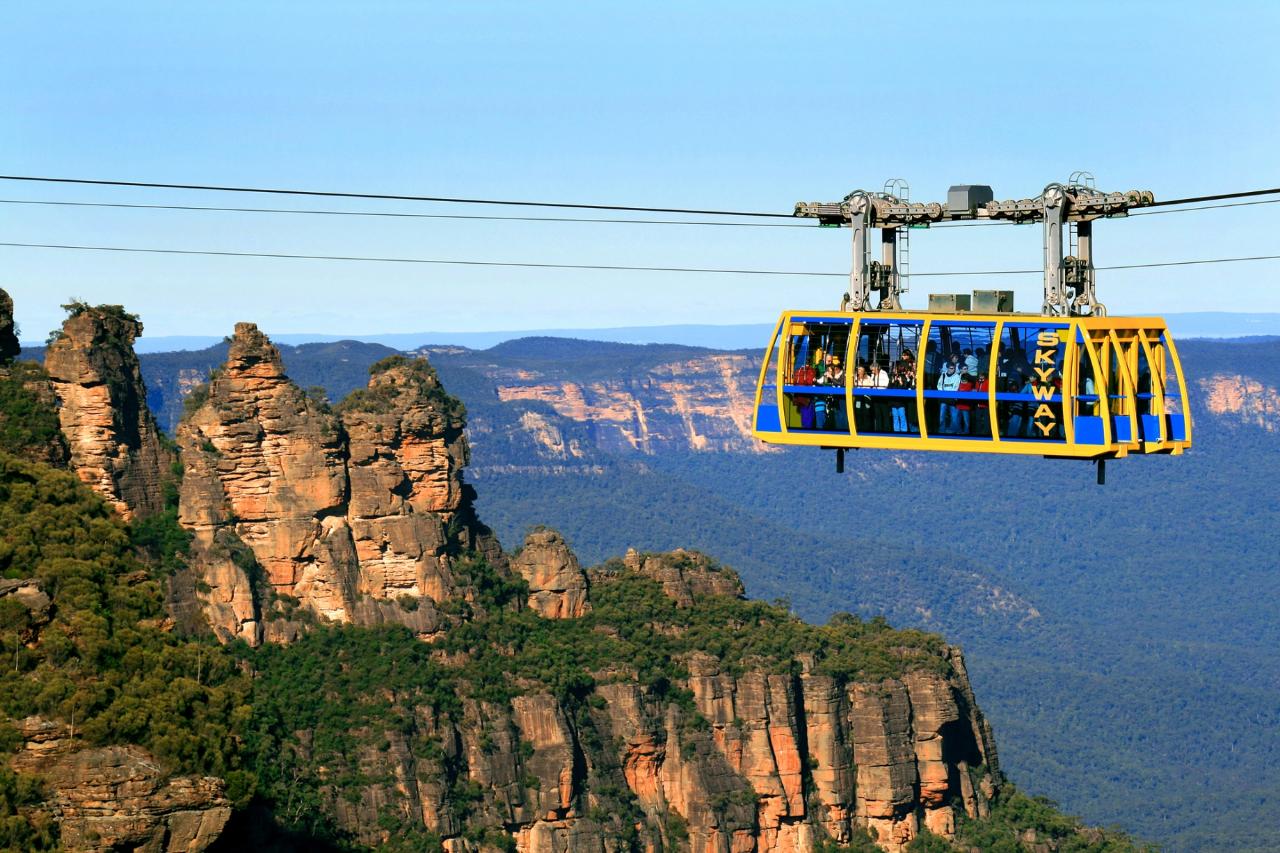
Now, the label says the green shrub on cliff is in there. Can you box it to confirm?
[0,362,63,462]
[0,767,57,851]
[0,451,251,779]
[336,355,465,421]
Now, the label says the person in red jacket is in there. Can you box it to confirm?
[974,372,991,437]
[956,373,974,435]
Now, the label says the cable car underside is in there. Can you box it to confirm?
[751,179,1192,481]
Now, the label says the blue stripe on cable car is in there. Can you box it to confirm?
[1074,416,1106,444]
[755,404,781,432]
[782,385,847,395]
[789,317,855,324]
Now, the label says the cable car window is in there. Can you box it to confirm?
[1135,341,1153,416]
[855,321,921,435]
[1076,334,1099,417]
[1153,331,1188,441]
[924,323,994,438]
[997,323,1066,441]
[754,322,783,432]
[782,321,850,431]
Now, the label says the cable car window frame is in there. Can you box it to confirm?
[753,320,784,434]
[778,317,853,434]
[851,317,923,438]
[992,321,1070,443]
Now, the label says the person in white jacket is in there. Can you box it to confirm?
[936,362,962,433]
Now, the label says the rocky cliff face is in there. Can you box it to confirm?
[292,545,1000,853]
[43,304,173,520]
[0,288,19,363]
[514,528,590,618]
[1198,373,1280,431]
[15,305,1027,852]
[12,717,231,853]
[422,345,773,465]
[176,325,501,644]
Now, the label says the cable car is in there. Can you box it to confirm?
[750,179,1191,481]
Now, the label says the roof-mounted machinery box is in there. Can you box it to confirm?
[946,185,994,216]
[972,290,1014,312]
[928,293,971,312]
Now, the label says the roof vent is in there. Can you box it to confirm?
[947,185,994,215]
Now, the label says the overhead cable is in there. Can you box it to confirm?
[0,198,812,228]
[2,240,1277,278]
[0,174,795,218]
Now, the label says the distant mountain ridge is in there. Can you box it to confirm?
[23,311,1280,354]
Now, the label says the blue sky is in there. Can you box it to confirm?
[3,2,1278,342]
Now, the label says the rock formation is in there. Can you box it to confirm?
[288,551,1000,853]
[1199,373,1280,431]
[514,528,590,618]
[621,546,746,607]
[43,303,173,519]
[12,717,231,853]
[0,288,19,363]
[176,325,501,643]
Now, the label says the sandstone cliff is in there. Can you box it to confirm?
[268,544,1000,853]
[43,303,174,520]
[176,325,501,644]
[0,288,19,363]
[419,341,774,464]
[12,718,230,853]
[0,288,69,466]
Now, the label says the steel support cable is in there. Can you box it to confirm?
[0,198,812,228]
[1,196,1274,230]
[1146,187,1280,207]
[1,240,1277,277]
[1,175,1277,225]
[0,174,795,218]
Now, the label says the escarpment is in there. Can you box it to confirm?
[43,303,173,519]
[259,546,1001,852]
[176,324,501,643]
[12,718,231,853]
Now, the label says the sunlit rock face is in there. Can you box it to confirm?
[513,529,590,619]
[176,324,501,644]
[12,717,231,853]
[296,551,1001,853]
[43,305,174,520]
[485,352,773,458]
[1199,373,1280,431]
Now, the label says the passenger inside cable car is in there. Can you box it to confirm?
[782,321,850,431]
[854,320,920,435]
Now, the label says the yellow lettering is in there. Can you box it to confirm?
[1032,384,1055,401]
[1034,421,1055,436]
[1037,332,1060,348]
[1034,403,1055,420]
[1034,366,1056,383]
[1035,348,1056,365]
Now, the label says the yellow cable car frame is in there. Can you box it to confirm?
[752,180,1193,476]
[752,311,1191,460]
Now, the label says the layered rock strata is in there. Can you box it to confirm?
[176,326,501,643]
[514,528,590,618]
[12,717,231,853]
[43,304,173,519]
[301,551,1000,853]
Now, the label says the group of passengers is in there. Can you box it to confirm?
[929,346,989,436]
[852,349,917,433]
